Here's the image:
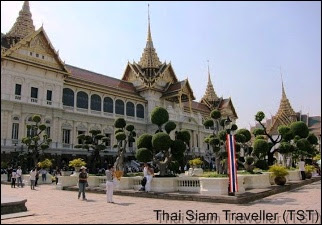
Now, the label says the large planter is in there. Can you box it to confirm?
[305,172,312,179]
[188,168,203,176]
[61,171,72,176]
[71,167,81,176]
[274,176,286,186]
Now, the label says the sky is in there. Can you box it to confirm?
[1,1,321,130]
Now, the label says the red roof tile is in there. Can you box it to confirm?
[66,65,137,94]
[183,101,210,112]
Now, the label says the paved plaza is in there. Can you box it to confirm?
[1,181,321,224]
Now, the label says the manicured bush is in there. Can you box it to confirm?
[151,107,169,127]
[210,110,221,120]
[253,139,269,155]
[137,134,152,149]
[136,148,152,163]
[165,121,176,134]
[203,119,214,127]
[176,130,190,144]
[152,133,172,151]
[255,159,268,170]
[114,118,126,129]
[236,129,251,142]
[253,128,265,136]
[126,125,135,132]
[115,132,126,141]
[290,121,309,138]
[255,111,265,122]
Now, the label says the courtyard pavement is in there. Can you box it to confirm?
[1,181,321,224]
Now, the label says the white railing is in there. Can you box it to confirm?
[178,177,200,192]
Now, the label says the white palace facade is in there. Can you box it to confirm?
[1,2,238,162]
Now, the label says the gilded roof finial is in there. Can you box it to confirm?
[6,1,35,39]
[138,4,161,69]
[201,60,218,103]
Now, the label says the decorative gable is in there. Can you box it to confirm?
[2,27,70,76]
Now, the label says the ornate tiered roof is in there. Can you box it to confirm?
[201,63,218,103]
[268,80,297,134]
[138,5,161,69]
[6,1,35,39]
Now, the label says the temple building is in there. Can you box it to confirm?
[251,80,321,153]
[1,2,238,165]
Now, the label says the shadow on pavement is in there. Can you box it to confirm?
[114,202,134,206]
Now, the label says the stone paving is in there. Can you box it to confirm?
[1,181,321,224]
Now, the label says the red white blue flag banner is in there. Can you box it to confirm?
[226,134,238,193]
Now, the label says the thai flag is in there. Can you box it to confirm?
[226,134,238,193]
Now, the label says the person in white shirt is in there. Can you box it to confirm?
[145,164,154,192]
[298,158,306,180]
[11,169,17,188]
[16,166,23,188]
[30,168,37,190]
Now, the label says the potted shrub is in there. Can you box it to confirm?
[305,165,315,179]
[68,158,86,176]
[188,158,203,176]
[37,159,52,169]
[269,164,289,185]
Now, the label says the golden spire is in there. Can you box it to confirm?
[201,61,218,102]
[268,75,297,134]
[138,4,161,69]
[276,76,296,118]
[6,1,35,39]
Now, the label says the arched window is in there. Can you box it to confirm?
[91,94,101,111]
[126,102,135,117]
[136,104,144,118]
[115,99,124,115]
[77,91,88,109]
[63,88,74,107]
[103,97,113,113]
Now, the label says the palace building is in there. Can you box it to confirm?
[1,2,238,164]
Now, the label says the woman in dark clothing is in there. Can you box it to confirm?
[78,166,88,200]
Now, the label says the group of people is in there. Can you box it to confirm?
[9,166,23,188]
[77,164,117,203]
[77,162,155,203]
[139,163,154,192]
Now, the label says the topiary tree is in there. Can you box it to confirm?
[203,109,238,174]
[136,106,189,176]
[21,115,52,167]
[75,129,106,173]
[151,107,169,132]
[112,118,136,173]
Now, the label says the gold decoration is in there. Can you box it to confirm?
[201,63,218,103]
[268,81,297,134]
[6,1,35,39]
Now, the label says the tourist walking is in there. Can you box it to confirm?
[30,168,37,190]
[35,168,39,186]
[41,168,47,182]
[106,164,115,203]
[55,167,61,185]
[78,166,88,200]
[298,158,306,180]
[16,166,23,188]
[11,169,17,188]
[145,164,154,192]
[139,163,148,191]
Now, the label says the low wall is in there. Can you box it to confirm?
[22,174,53,185]
[56,176,78,190]
[286,170,301,182]
[240,173,271,189]
[54,173,274,195]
